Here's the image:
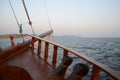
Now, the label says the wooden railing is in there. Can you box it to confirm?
[0,30,53,47]
[29,35,120,80]
[0,30,53,63]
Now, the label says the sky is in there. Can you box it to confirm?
[0,0,120,38]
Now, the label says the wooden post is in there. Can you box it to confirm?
[37,40,41,56]
[44,42,49,57]
[10,36,14,46]
[52,45,58,68]
[31,37,35,53]
[91,65,101,80]
[53,45,58,61]
[63,49,68,57]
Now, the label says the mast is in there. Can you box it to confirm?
[22,0,35,35]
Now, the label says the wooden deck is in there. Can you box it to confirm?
[2,47,62,80]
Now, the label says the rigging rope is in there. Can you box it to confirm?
[43,0,54,40]
[8,0,25,42]
[43,0,53,30]
[22,0,35,35]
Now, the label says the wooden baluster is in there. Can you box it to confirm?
[44,42,49,57]
[52,45,58,68]
[37,40,41,56]
[91,65,101,80]
[10,36,14,46]
[63,49,68,57]
[31,37,35,53]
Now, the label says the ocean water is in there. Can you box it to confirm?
[0,36,120,80]
[52,36,120,80]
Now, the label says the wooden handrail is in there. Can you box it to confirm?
[28,35,120,80]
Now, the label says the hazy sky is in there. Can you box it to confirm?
[0,0,120,37]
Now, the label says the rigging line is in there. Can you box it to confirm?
[43,0,53,30]
[8,0,25,42]
[22,0,35,35]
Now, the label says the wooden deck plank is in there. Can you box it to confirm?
[2,47,58,80]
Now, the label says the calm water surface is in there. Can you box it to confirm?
[53,36,120,80]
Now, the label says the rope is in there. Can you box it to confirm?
[8,0,25,42]
[22,0,36,35]
[43,0,53,30]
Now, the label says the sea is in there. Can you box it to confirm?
[0,36,120,80]
[53,36,120,80]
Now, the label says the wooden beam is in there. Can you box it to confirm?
[37,40,41,56]
[52,45,58,68]
[31,37,35,53]
[63,49,68,57]
[10,36,14,46]
[91,65,101,80]
[44,42,49,57]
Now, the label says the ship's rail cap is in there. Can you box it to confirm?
[0,34,28,39]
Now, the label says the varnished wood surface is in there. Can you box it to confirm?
[0,64,32,80]
[2,47,63,80]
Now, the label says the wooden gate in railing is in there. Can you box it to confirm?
[29,35,120,80]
